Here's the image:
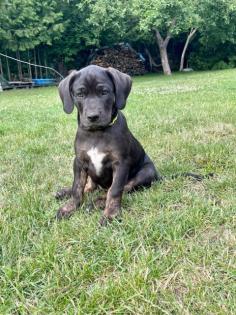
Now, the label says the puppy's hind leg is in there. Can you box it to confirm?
[84,176,97,193]
[124,155,162,192]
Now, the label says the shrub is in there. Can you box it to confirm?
[212,61,231,70]
[228,56,236,68]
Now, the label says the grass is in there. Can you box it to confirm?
[0,69,236,314]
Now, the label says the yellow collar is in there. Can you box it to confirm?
[108,114,118,126]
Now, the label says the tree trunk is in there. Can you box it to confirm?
[155,29,172,75]
[44,50,48,77]
[34,48,38,79]
[16,50,23,81]
[58,59,67,77]
[38,48,43,78]
[0,57,3,75]
[28,50,32,81]
[5,52,11,81]
[179,28,197,71]
[159,44,171,75]
[146,48,153,72]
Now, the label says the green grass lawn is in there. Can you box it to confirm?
[0,69,236,314]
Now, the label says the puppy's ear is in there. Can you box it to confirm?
[107,67,132,109]
[58,70,78,114]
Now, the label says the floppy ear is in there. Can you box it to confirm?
[58,70,78,114]
[107,67,132,109]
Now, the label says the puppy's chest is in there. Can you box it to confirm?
[86,147,109,176]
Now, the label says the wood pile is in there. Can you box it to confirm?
[89,45,147,76]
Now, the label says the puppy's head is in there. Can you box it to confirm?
[58,65,132,130]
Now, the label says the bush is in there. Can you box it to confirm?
[188,53,212,70]
[188,41,236,71]
[212,61,232,70]
[228,56,236,68]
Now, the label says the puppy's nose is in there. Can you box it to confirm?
[87,114,99,122]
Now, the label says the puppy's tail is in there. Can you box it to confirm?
[163,172,214,182]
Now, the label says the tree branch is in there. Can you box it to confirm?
[164,18,176,46]
[190,27,197,37]
[145,47,162,70]
[154,29,164,45]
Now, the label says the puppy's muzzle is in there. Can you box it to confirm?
[87,114,100,122]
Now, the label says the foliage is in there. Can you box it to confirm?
[212,60,232,70]
[76,0,131,46]
[131,0,197,74]
[133,0,198,36]
[0,0,64,51]
[1,0,236,72]
[188,38,236,70]
[228,55,236,67]
[198,0,236,45]
[38,0,134,68]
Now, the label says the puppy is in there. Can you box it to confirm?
[56,65,161,225]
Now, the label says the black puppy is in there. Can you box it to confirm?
[56,65,161,225]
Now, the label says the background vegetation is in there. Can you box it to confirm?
[1,0,236,77]
[0,69,235,313]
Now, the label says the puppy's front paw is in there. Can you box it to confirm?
[55,187,72,200]
[99,215,112,226]
[56,200,77,220]
[99,213,122,226]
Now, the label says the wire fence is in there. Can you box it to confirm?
[0,52,64,80]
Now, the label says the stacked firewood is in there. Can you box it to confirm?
[89,45,146,76]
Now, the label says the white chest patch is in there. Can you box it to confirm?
[87,147,106,176]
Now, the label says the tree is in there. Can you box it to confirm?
[179,28,197,71]
[180,0,236,71]
[48,0,132,72]
[184,0,236,70]
[133,0,201,75]
[199,0,236,45]
[76,0,131,46]
[0,0,64,79]
[178,0,200,71]
[1,0,236,77]
[0,0,64,51]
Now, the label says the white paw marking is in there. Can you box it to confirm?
[87,147,106,176]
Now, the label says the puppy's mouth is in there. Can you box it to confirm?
[80,122,109,131]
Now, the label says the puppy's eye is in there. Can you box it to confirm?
[101,90,109,95]
[75,91,85,98]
